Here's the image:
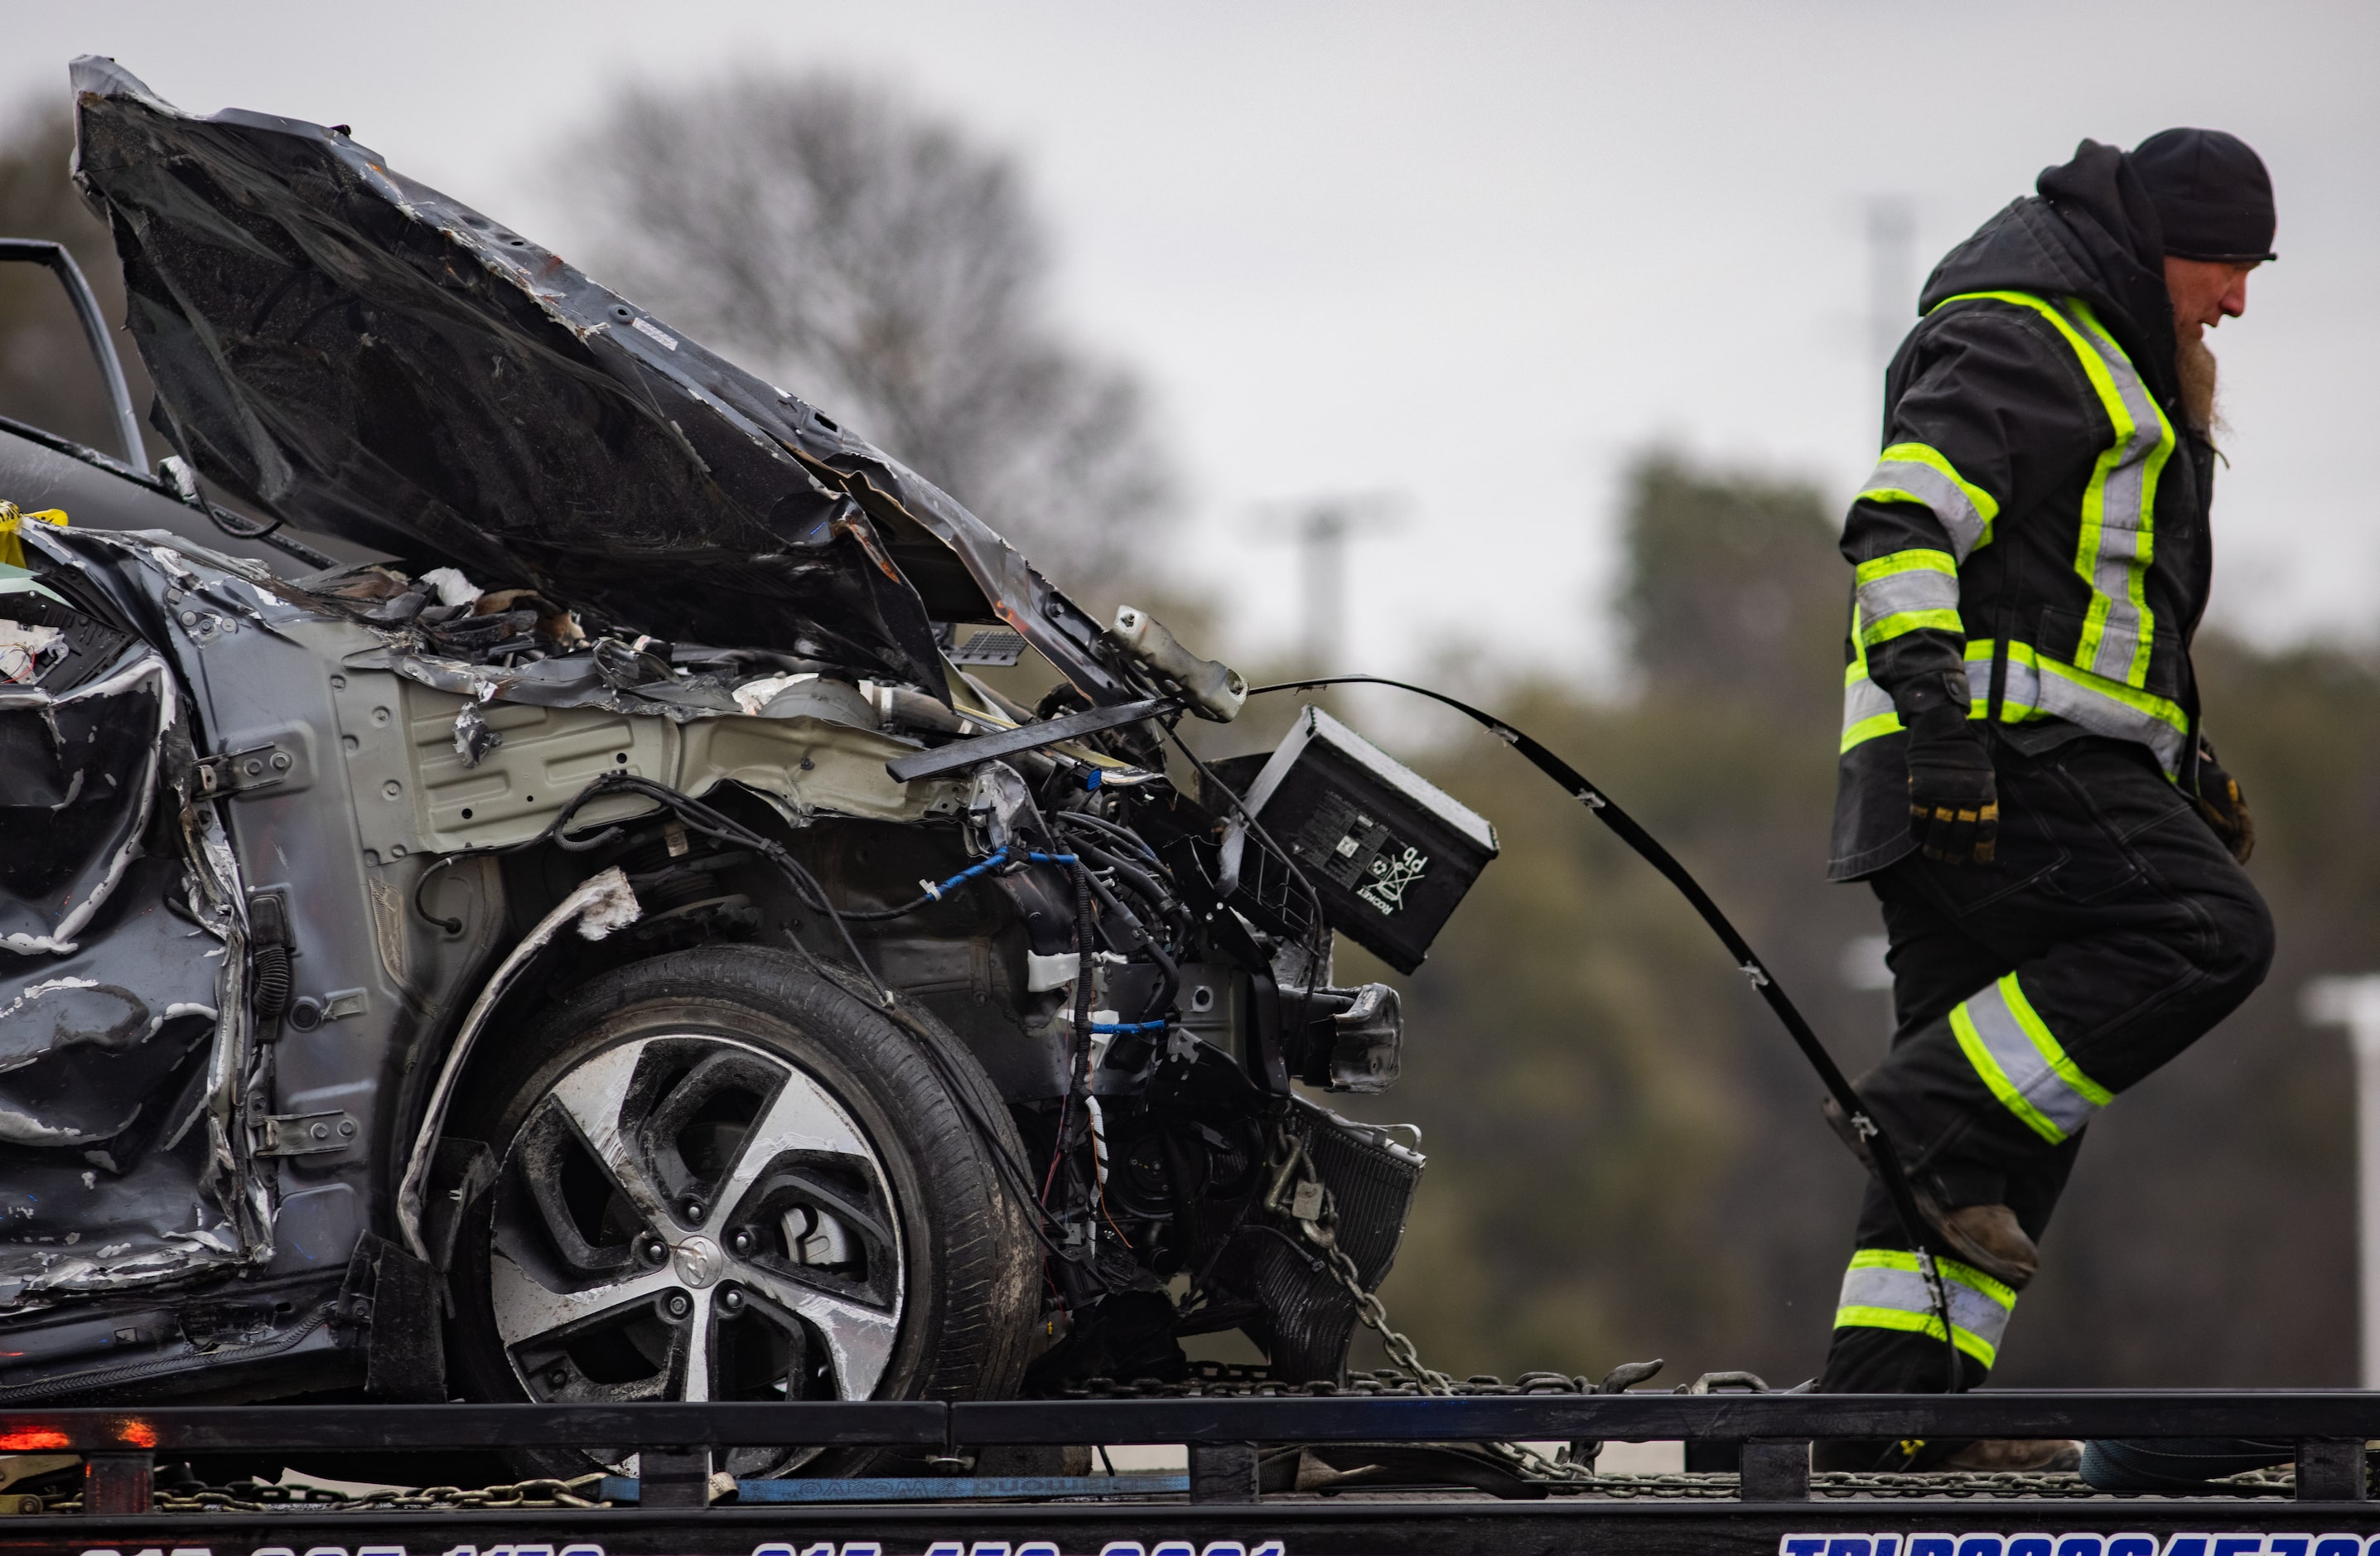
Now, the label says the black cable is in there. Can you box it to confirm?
[1072,853,1181,1023]
[1066,834,1191,945]
[1248,673,1965,1392]
[543,772,897,1004]
[1055,808,1162,864]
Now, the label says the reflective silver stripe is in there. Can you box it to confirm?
[1965,640,2186,776]
[2062,306,2170,685]
[2033,660,2188,774]
[1857,566,1960,626]
[1865,457,1989,563]
[1954,977,2104,1141]
[1844,671,1896,723]
[1837,1261,2015,1359]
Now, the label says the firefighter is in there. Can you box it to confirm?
[1815,130,2277,1468]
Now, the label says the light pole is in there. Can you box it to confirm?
[2302,974,2380,1388]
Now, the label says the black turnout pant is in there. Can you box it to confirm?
[1819,736,2272,1394]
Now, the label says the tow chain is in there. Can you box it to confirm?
[1264,1130,1598,1482]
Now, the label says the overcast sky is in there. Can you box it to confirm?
[12,0,2373,682]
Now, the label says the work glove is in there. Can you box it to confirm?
[1904,703,1998,865]
[2192,738,2255,864]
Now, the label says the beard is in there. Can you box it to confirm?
[2175,327,2223,439]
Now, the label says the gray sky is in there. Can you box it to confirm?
[12,0,2373,681]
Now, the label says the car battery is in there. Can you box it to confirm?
[1236,705,1497,974]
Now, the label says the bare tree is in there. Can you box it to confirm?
[567,74,1172,600]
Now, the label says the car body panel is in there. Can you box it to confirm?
[69,56,1137,713]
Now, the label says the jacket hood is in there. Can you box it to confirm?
[66,57,1138,707]
[1917,140,2179,402]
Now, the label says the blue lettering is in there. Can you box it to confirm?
[2164,1539,2211,1556]
[1910,1537,1957,1556]
[1779,1539,1827,1556]
[2060,1539,2107,1556]
[1829,1539,1873,1556]
[2212,1539,2265,1556]
[2009,1537,2054,1556]
[2109,1538,2160,1556]
[1097,1547,1147,1556]
[2313,1539,2362,1556]
[1958,1538,2006,1556]
[2269,1539,2310,1556]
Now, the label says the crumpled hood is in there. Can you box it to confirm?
[1917,138,2180,403]
[67,57,1132,704]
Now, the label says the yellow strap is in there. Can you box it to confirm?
[0,503,69,570]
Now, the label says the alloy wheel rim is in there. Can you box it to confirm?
[487,1033,905,1466]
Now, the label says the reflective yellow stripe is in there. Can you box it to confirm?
[1853,549,1957,585]
[1931,291,2173,693]
[1857,443,2001,558]
[1953,1000,2067,1143]
[1840,603,1903,751]
[1861,610,1961,645]
[1834,1248,2015,1368]
[1951,972,2112,1144]
[1842,708,1903,751]
[1960,638,2189,775]
[1853,548,1962,645]
[2000,973,2114,1108]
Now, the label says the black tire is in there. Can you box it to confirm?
[446,945,1036,1478]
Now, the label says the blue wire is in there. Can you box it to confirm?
[921,847,1079,900]
[917,848,1165,1034]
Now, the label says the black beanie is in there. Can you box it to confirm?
[2129,128,2276,263]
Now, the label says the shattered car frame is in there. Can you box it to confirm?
[0,59,1491,1457]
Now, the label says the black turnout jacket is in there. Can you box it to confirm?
[1828,141,2220,882]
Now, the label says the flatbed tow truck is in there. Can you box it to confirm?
[7,1389,2378,1556]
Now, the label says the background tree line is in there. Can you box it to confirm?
[0,78,2364,1388]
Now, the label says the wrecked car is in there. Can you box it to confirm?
[0,58,1494,1476]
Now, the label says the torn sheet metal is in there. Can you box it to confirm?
[0,530,261,1308]
[0,634,174,959]
[0,853,243,1307]
[70,57,1142,711]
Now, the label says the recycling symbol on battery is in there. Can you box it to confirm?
[1358,846,1429,915]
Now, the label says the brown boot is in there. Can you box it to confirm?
[1936,1438,2082,1472]
[1820,1098,2039,1289]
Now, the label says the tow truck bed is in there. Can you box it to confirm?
[3,1394,2374,1556]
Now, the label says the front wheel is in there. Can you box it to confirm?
[445,945,1036,1478]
